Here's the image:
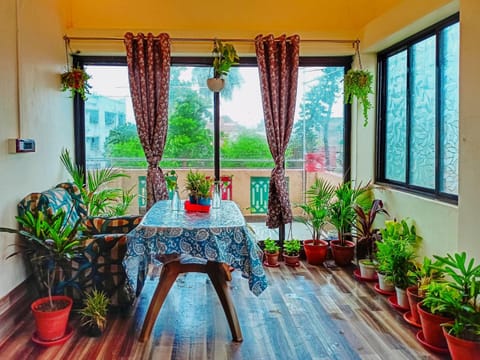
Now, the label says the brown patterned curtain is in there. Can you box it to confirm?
[124,32,171,210]
[255,34,300,229]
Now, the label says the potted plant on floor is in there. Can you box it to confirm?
[352,199,389,280]
[283,239,301,267]
[79,289,110,337]
[329,181,372,267]
[432,252,480,359]
[296,178,335,265]
[405,257,443,327]
[378,219,421,309]
[0,209,83,344]
[206,39,239,92]
[263,237,280,267]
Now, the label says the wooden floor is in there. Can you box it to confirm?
[0,260,451,360]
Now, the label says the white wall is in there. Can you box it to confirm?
[0,0,74,298]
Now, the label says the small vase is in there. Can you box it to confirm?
[212,181,221,209]
[171,188,181,211]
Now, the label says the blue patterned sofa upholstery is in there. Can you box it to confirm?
[17,182,145,309]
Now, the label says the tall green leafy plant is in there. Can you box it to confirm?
[60,148,134,216]
[296,178,335,245]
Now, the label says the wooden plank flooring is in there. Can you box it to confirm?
[0,261,451,359]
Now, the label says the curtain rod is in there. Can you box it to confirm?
[63,35,358,46]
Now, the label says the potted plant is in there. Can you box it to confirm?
[296,178,335,265]
[283,239,301,267]
[329,181,372,267]
[352,199,389,280]
[432,252,480,359]
[344,68,373,126]
[60,148,134,216]
[185,169,205,204]
[263,237,280,267]
[377,219,420,309]
[61,65,92,100]
[206,39,239,92]
[197,177,214,206]
[405,257,443,327]
[78,289,110,337]
[417,281,456,350]
[0,209,83,343]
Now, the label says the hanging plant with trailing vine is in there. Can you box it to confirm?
[344,41,373,127]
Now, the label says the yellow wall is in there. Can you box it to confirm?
[0,0,472,299]
[0,0,74,298]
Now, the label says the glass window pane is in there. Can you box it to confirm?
[385,51,407,182]
[409,36,436,189]
[440,23,459,195]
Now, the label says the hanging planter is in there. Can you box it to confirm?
[206,39,239,92]
[344,41,373,127]
[61,66,92,100]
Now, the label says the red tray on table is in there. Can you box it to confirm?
[184,200,211,213]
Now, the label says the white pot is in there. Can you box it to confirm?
[206,78,225,92]
[359,259,376,279]
[395,287,409,308]
[377,272,395,292]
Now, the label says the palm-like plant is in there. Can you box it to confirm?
[60,148,134,216]
[296,178,335,245]
[329,181,372,246]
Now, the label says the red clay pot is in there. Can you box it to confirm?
[406,286,423,325]
[303,240,329,265]
[330,240,355,267]
[31,295,73,341]
[417,301,452,349]
[264,251,279,266]
[443,326,480,360]
[283,253,300,267]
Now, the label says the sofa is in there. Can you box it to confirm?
[17,182,145,309]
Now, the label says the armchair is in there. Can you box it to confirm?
[17,182,145,309]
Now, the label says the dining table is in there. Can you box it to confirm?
[123,199,268,342]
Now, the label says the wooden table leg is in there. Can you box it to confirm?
[206,262,243,342]
[139,262,179,342]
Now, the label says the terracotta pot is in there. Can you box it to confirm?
[406,286,423,325]
[283,253,300,267]
[206,78,225,92]
[31,295,73,342]
[303,239,328,265]
[377,272,395,292]
[264,251,279,266]
[417,301,452,349]
[443,326,480,360]
[358,259,377,279]
[330,240,355,267]
[395,287,409,309]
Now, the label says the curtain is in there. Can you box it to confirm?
[255,34,300,229]
[124,32,171,210]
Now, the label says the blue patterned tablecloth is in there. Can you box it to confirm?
[123,200,268,297]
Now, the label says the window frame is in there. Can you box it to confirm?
[72,55,352,181]
[376,13,459,204]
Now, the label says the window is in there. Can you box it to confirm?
[377,14,459,201]
[74,56,350,215]
[88,109,99,124]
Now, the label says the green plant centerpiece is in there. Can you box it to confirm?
[79,289,110,337]
[61,65,92,101]
[197,177,214,206]
[206,39,239,92]
[344,68,373,127]
[60,148,134,216]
